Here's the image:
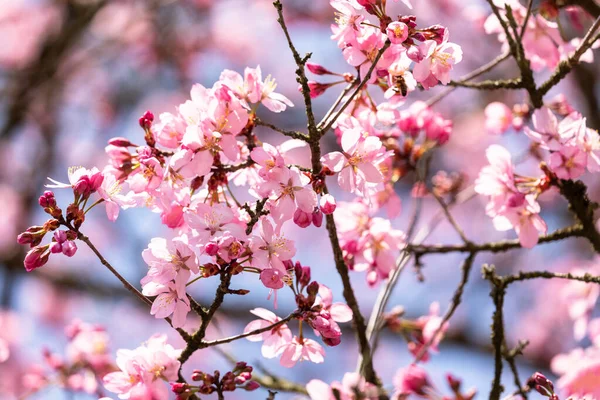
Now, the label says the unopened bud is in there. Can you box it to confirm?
[319,194,336,214]
[306,62,335,76]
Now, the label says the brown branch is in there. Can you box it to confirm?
[201,312,297,347]
[407,224,585,256]
[483,265,506,400]
[317,80,358,130]
[273,0,318,137]
[255,118,308,141]
[73,229,191,341]
[319,41,391,134]
[557,179,600,253]
[447,78,523,90]
[427,52,511,106]
[538,17,600,97]
[274,0,381,389]
[504,340,530,399]
[179,268,232,364]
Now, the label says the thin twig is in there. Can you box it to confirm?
[319,40,391,134]
[255,118,309,141]
[431,191,472,244]
[407,224,585,255]
[317,80,358,131]
[538,16,600,96]
[202,312,297,347]
[427,52,510,106]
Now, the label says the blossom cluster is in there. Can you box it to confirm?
[476,103,600,248]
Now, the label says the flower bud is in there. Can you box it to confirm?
[39,191,56,208]
[306,63,335,76]
[61,241,77,257]
[293,209,312,228]
[244,381,260,391]
[386,22,409,44]
[24,245,50,272]
[170,383,189,394]
[260,268,285,290]
[319,194,336,214]
[205,242,219,256]
[304,82,335,99]
[312,209,323,228]
[108,137,133,147]
[138,111,154,130]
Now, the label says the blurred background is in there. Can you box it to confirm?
[1,0,599,398]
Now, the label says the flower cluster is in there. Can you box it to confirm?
[244,266,353,368]
[325,0,462,99]
[336,200,406,286]
[484,0,595,72]
[476,103,600,248]
[171,362,259,399]
[103,334,181,399]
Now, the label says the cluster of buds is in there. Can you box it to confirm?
[172,363,259,399]
[290,263,350,347]
[17,189,81,272]
[527,372,558,400]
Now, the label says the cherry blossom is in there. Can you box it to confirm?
[244,308,293,359]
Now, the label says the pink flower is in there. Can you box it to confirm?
[257,167,318,225]
[485,102,513,135]
[66,321,111,371]
[250,143,287,181]
[474,145,517,216]
[219,65,294,113]
[141,237,199,285]
[494,195,547,248]
[250,219,296,271]
[49,231,77,257]
[103,334,181,400]
[143,280,190,328]
[97,170,138,222]
[244,308,293,358]
[320,194,337,214]
[321,128,388,197]
[386,21,409,44]
[552,347,600,399]
[549,146,587,180]
[279,337,325,368]
[170,126,216,179]
[413,37,462,88]
[24,245,51,272]
[47,166,104,198]
[330,0,365,47]
[393,365,432,398]
[341,27,396,83]
[316,285,353,323]
[185,203,246,246]
[306,372,378,400]
[353,218,406,286]
[524,108,586,151]
[152,112,185,149]
[385,53,417,99]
